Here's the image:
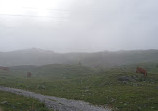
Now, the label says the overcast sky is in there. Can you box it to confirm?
[0,0,158,52]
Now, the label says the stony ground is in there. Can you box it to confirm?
[0,86,111,111]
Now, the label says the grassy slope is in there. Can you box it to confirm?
[0,64,158,111]
[0,91,53,111]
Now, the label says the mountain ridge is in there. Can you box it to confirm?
[0,48,158,67]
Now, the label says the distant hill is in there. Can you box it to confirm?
[0,48,158,67]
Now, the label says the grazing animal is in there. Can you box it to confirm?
[136,67,147,76]
[0,66,9,71]
[27,72,32,78]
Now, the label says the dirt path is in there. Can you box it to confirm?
[0,86,111,111]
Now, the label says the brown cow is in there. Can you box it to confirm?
[27,72,32,78]
[0,66,9,71]
[136,67,147,76]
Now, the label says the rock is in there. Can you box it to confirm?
[37,85,46,89]
[118,76,135,82]
[122,81,128,84]
[1,101,8,104]
[123,103,127,106]
[110,98,116,102]
[151,106,155,109]
[138,106,142,110]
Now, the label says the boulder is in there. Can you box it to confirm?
[118,76,135,82]
[1,101,8,105]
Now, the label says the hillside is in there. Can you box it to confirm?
[0,49,158,67]
[0,63,157,111]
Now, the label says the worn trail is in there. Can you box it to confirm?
[0,86,111,111]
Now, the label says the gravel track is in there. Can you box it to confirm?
[0,86,111,111]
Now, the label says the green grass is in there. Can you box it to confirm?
[0,64,158,111]
[0,91,53,111]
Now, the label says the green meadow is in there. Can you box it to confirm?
[0,91,53,111]
[0,63,158,111]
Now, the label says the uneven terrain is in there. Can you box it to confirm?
[0,86,110,111]
[0,63,158,111]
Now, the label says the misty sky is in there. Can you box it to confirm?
[0,0,158,52]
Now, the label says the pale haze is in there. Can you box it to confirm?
[0,0,158,52]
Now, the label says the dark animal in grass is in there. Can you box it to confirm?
[0,66,9,71]
[27,72,32,78]
[136,67,147,76]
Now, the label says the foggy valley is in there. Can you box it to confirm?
[0,0,158,111]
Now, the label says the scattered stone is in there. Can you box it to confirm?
[110,98,116,103]
[37,85,46,89]
[118,76,135,82]
[122,81,128,84]
[0,86,111,111]
[138,106,142,110]
[151,107,155,109]
[1,101,8,105]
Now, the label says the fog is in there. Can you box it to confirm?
[0,0,158,52]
